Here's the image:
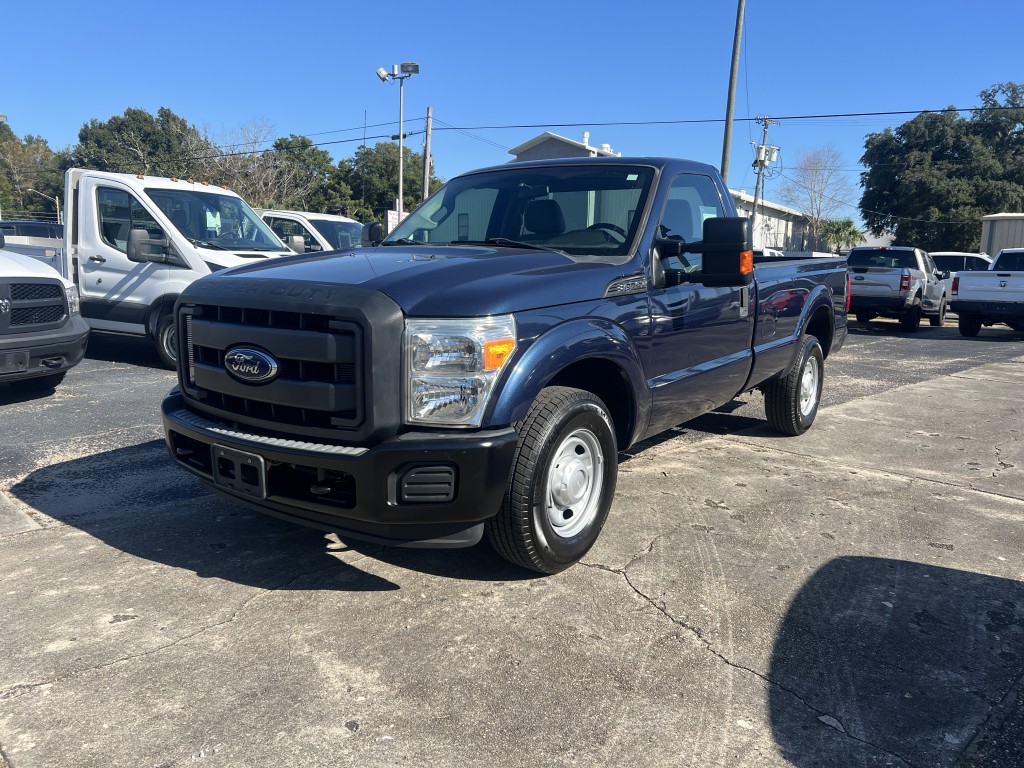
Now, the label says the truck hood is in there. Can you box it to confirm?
[0,248,72,286]
[210,245,629,315]
[194,245,292,269]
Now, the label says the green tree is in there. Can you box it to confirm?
[71,107,215,178]
[337,142,443,222]
[859,83,1024,251]
[820,218,864,253]
[0,124,65,221]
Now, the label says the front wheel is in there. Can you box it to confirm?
[958,314,982,337]
[486,387,617,574]
[929,297,947,327]
[762,335,824,436]
[155,313,177,370]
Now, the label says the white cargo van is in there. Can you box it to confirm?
[258,209,362,254]
[62,169,293,367]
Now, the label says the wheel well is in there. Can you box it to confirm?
[147,299,178,338]
[546,358,634,449]
[804,306,834,359]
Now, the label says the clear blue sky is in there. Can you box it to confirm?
[4,0,1019,220]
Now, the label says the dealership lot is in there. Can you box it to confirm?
[1,325,1022,768]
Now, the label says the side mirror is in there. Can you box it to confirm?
[126,227,169,263]
[940,270,951,280]
[695,217,754,288]
[361,222,384,247]
[285,234,304,254]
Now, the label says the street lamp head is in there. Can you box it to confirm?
[375,67,390,83]
[400,62,419,75]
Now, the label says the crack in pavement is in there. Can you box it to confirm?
[582,538,919,768]
[0,561,347,701]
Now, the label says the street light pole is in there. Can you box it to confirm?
[376,62,419,221]
[27,188,62,225]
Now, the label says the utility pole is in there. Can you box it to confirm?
[422,106,433,201]
[750,116,779,246]
[720,0,746,184]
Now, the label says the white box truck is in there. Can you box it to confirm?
[61,169,294,368]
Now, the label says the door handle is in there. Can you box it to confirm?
[89,255,106,263]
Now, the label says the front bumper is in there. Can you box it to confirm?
[162,390,519,548]
[0,315,90,383]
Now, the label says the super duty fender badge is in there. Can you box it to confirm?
[224,347,279,384]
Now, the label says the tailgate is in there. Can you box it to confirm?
[849,267,904,296]
[955,271,1024,302]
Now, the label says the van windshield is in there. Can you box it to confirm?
[145,188,289,253]
[385,164,655,261]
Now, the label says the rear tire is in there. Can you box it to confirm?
[486,386,617,574]
[958,314,982,337]
[855,312,872,324]
[763,335,824,436]
[155,313,177,370]
[929,297,947,327]
[899,299,922,332]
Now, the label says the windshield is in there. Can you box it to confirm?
[386,164,655,260]
[310,219,363,249]
[145,187,289,253]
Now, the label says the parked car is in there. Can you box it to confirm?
[259,209,362,253]
[950,248,1024,336]
[0,219,64,273]
[0,220,63,239]
[160,156,850,574]
[930,252,992,307]
[847,246,948,330]
[0,233,89,392]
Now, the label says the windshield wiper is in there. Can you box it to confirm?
[185,238,228,251]
[456,238,567,256]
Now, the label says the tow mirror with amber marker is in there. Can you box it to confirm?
[697,217,754,287]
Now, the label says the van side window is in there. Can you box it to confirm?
[657,173,726,271]
[97,187,163,252]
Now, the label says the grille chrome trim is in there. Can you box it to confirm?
[169,408,369,456]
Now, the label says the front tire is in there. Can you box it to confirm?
[762,335,824,436]
[929,297,947,327]
[486,387,617,574]
[958,314,982,337]
[155,313,177,370]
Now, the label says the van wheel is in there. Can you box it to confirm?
[929,298,947,327]
[155,313,178,370]
[958,314,982,337]
[899,299,922,332]
[762,335,823,436]
[486,387,617,574]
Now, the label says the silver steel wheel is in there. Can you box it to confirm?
[162,326,177,361]
[799,354,821,417]
[544,427,605,539]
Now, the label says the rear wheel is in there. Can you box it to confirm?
[763,335,823,436]
[899,299,922,332]
[929,297,947,327]
[958,314,982,337]
[486,386,617,574]
[855,312,872,324]
[155,313,177,370]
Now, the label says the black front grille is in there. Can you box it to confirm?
[0,279,67,335]
[181,303,365,438]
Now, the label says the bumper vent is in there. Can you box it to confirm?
[400,466,456,504]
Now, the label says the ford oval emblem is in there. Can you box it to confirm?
[224,347,279,384]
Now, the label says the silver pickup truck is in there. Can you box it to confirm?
[847,246,948,331]
[951,248,1024,336]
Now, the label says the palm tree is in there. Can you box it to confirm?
[820,218,865,254]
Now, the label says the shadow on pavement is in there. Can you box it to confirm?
[770,556,1024,767]
[84,333,167,369]
[10,440,529,590]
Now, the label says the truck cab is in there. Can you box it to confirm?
[63,169,294,367]
[258,209,362,254]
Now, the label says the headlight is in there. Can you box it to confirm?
[405,316,516,427]
[65,285,80,315]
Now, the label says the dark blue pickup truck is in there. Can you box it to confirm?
[160,157,849,573]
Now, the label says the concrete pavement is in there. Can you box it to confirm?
[1,357,1022,767]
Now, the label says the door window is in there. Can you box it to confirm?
[656,174,727,271]
[265,217,319,251]
[97,187,163,252]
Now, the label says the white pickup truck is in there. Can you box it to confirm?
[950,248,1024,336]
[258,209,362,254]
[0,235,89,392]
[847,246,949,331]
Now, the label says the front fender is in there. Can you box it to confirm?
[488,318,650,438]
